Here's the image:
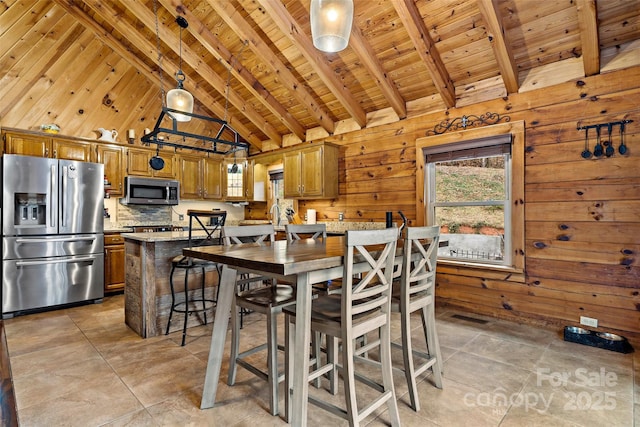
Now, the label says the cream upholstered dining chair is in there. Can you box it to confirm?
[284,227,401,427]
[222,224,295,416]
[165,210,226,346]
[391,225,443,411]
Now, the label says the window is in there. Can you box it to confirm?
[415,121,524,273]
[425,135,512,266]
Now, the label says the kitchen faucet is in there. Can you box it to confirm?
[270,202,281,226]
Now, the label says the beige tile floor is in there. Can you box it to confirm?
[3,294,636,426]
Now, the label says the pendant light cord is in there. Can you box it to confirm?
[153,0,165,107]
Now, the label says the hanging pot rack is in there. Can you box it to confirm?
[140,107,249,155]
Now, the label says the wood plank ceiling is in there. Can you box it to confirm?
[1,0,639,154]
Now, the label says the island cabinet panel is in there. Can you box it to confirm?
[124,235,219,338]
[104,233,125,293]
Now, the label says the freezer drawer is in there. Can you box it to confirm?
[2,253,104,316]
[2,234,104,260]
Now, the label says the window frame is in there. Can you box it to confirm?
[415,121,525,274]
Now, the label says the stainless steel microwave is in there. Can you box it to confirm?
[120,176,179,205]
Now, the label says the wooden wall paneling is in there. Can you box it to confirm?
[526,178,640,203]
[527,257,638,288]
[526,238,639,266]
[4,27,95,126]
[52,51,128,133]
[73,66,142,139]
[19,38,112,129]
[0,23,86,120]
[525,220,640,245]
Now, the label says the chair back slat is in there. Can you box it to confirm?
[400,226,439,303]
[285,223,327,242]
[342,228,398,322]
[222,224,275,245]
[186,210,227,248]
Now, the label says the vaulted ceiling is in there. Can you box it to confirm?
[1,0,639,154]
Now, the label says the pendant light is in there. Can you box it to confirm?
[166,16,193,121]
[310,0,354,53]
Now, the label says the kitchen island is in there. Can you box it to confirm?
[122,230,221,339]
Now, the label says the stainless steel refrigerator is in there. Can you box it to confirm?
[2,154,105,318]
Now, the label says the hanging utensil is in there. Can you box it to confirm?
[149,146,165,170]
[619,122,628,155]
[593,125,603,158]
[581,127,592,159]
[605,123,615,157]
[230,149,239,173]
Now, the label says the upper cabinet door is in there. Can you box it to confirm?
[96,144,124,197]
[283,151,302,198]
[300,146,323,197]
[203,157,223,200]
[4,132,51,157]
[151,152,176,179]
[126,148,153,176]
[178,155,202,199]
[52,138,92,161]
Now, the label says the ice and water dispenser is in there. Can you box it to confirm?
[14,193,47,226]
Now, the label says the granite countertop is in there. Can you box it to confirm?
[120,221,388,243]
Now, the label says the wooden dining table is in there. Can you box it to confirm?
[183,236,350,426]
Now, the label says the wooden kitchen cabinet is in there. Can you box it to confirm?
[126,147,176,178]
[178,154,203,199]
[178,154,225,200]
[3,130,92,161]
[222,159,254,201]
[96,144,124,197]
[283,143,338,199]
[203,157,224,199]
[104,232,125,293]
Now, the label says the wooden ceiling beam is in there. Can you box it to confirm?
[55,0,263,149]
[123,0,281,144]
[349,24,407,119]
[476,0,519,94]
[160,0,305,142]
[207,0,335,135]
[391,0,456,108]
[257,0,367,128]
[576,0,600,76]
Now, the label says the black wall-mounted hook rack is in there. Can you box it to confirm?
[576,120,633,159]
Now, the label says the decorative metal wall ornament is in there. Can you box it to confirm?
[425,112,510,136]
[576,120,632,159]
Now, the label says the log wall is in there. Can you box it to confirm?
[299,66,640,339]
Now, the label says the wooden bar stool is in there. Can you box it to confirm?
[165,210,226,346]
[391,225,443,411]
[223,224,296,416]
[284,228,401,427]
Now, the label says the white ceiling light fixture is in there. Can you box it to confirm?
[310,0,354,53]
[166,15,194,122]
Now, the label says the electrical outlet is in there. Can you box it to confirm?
[178,214,184,221]
[338,212,344,222]
[580,316,598,328]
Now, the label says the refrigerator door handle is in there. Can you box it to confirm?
[16,256,96,267]
[50,164,57,227]
[61,165,67,227]
[15,236,97,244]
